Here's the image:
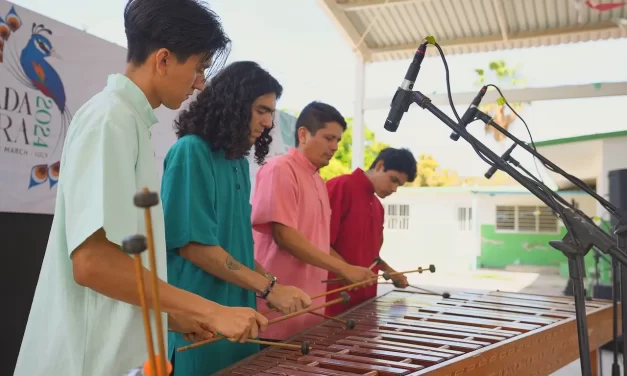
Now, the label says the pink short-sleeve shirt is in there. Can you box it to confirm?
[251,148,331,340]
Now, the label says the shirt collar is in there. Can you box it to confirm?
[352,168,375,194]
[288,148,318,174]
[105,74,158,129]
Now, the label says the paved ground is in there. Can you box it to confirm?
[375,266,620,376]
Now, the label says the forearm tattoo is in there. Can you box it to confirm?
[226,255,243,270]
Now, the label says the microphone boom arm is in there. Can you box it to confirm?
[409,89,627,376]
[472,107,627,375]
[473,109,624,221]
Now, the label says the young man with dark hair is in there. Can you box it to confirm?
[13,2,267,376]
[325,147,418,316]
[161,61,311,375]
[252,101,376,341]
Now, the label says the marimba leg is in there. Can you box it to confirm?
[590,348,599,376]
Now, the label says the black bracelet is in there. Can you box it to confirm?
[260,275,277,299]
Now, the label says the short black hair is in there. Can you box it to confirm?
[369,147,417,182]
[174,61,283,164]
[294,101,347,147]
[124,0,230,75]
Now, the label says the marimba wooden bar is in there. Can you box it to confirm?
[215,290,618,376]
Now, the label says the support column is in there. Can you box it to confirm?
[352,54,366,170]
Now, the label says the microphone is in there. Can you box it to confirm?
[450,85,487,141]
[384,41,429,132]
[485,142,518,179]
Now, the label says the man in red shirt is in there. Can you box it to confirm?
[325,147,417,316]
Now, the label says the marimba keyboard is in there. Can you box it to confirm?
[215,290,616,376]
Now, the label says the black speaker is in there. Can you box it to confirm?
[0,212,52,376]
[595,168,627,353]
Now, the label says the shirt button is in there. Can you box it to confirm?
[236,184,241,189]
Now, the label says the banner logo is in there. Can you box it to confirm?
[0,5,71,189]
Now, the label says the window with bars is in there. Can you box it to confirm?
[385,204,410,230]
[495,205,558,233]
[458,207,473,231]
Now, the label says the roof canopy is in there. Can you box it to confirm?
[318,0,627,62]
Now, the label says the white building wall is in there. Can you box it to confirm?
[379,189,475,274]
[379,188,598,274]
[479,193,598,223]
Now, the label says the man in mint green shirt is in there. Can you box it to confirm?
[161,61,311,375]
[13,2,267,376]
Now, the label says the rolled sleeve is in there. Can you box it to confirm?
[63,116,139,256]
[251,162,299,232]
[161,136,220,251]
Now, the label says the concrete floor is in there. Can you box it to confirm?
[376,266,621,376]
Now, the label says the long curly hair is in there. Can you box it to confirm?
[174,61,283,164]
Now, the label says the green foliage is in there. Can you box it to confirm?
[319,117,389,181]
[474,60,527,142]
[475,60,526,87]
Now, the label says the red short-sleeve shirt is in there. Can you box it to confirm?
[325,168,384,316]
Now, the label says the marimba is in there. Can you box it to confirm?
[215,289,616,376]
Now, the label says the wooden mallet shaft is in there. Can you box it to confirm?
[133,188,168,376]
[268,293,349,325]
[312,276,379,299]
[321,257,381,283]
[140,189,167,376]
[381,264,436,280]
[248,339,311,354]
[177,293,350,352]
[122,235,157,376]
[315,265,436,300]
[308,311,356,329]
[178,338,310,354]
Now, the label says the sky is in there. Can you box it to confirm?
[10,0,627,177]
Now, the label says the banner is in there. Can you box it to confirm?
[0,1,295,214]
[0,2,179,214]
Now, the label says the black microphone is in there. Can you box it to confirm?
[450,85,487,141]
[485,142,518,179]
[384,41,428,132]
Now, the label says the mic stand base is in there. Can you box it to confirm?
[549,239,593,376]
[614,224,627,376]
[611,254,621,376]
[609,252,621,376]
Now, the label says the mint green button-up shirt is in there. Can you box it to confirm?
[14,74,168,376]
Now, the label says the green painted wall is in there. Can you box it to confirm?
[478,224,611,284]
[478,225,568,267]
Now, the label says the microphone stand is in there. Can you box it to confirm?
[470,109,627,376]
[407,90,627,376]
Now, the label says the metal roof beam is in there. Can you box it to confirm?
[363,82,627,110]
[317,0,373,61]
[491,0,508,42]
[335,0,423,12]
[370,21,621,59]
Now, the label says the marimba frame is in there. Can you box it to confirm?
[215,289,619,376]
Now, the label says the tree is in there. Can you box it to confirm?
[475,60,526,142]
[406,153,470,187]
[319,118,389,181]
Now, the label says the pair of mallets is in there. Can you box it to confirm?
[323,258,449,298]
[122,188,171,376]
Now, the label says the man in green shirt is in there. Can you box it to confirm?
[161,61,311,375]
[14,2,268,376]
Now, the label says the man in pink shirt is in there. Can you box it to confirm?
[251,101,376,340]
